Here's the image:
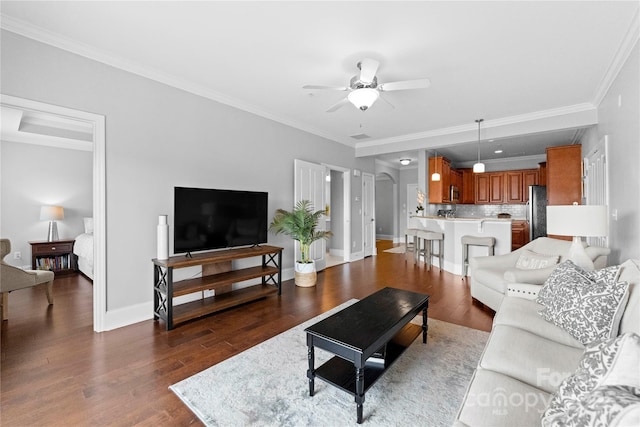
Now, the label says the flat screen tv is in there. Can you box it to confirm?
[174,187,268,254]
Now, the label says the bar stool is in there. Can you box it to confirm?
[416,230,444,271]
[404,228,420,262]
[461,235,496,277]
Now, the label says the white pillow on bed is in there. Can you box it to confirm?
[83,217,94,234]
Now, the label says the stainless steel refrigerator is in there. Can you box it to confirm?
[527,185,547,240]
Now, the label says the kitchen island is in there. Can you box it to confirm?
[408,216,512,276]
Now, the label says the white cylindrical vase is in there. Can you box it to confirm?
[157,215,169,260]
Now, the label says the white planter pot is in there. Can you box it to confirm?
[294,260,317,287]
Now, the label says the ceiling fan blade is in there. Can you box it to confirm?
[326,98,350,113]
[303,85,349,91]
[378,94,396,110]
[358,58,380,84]
[379,78,431,92]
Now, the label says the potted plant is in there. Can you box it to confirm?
[269,200,332,287]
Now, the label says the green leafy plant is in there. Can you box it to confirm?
[269,200,332,264]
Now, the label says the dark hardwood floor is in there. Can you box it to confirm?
[1,240,493,426]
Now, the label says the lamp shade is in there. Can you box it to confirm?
[40,205,64,221]
[546,205,608,237]
[473,162,485,173]
[347,88,379,110]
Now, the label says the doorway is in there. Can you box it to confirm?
[0,95,106,332]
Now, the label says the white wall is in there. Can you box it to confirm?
[1,31,373,315]
[582,40,640,263]
[0,141,92,267]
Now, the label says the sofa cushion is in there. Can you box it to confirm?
[541,333,640,424]
[479,325,584,393]
[515,249,560,270]
[493,297,583,348]
[539,265,628,346]
[456,369,551,427]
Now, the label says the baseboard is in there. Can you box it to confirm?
[376,234,394,241]
[350,251,365,262]
[329,248,344,257]
[103,301,153,331]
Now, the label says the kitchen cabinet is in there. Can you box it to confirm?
[522,169,539,202]
[460,168,475,204]
[475,173,490,204]
[428,156,452,203]
[489,173,505,203]
[537,162,547,186]
[546,145,582,205]
[505,171,524,203]
[450,169,462,202]
[511,220,530,250]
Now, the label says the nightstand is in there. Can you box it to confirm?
[29,240,77,275]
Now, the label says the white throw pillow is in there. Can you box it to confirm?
[515,249,560,270]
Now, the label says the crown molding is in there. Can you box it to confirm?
[0,14,354,148]
[592,5,640,106]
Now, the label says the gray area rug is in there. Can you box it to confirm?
[382,245,407,254]
[170,299,489,426]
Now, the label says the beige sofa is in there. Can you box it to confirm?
[455,258,640,426]
[470,237,611,311]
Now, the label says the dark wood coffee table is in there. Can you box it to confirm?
[304,287,430,424]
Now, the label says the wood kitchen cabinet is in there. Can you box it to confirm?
[537,162,547,186]
[429,156,452,203]
[522,169,539,202]
[488,173,505,203]
[505,171,524,203]
[511,220,530,250]
[546,145,582,205]
[460,168,475,204]
[475,173,490,204]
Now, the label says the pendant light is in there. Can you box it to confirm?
[473,119,485,173]
[431,151,441,181]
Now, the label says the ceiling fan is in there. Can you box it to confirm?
[303,58,431,112]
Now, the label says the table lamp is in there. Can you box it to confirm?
[40,205,64,242]
[546,203,608,270]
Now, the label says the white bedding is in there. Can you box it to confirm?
[74,232,93,280]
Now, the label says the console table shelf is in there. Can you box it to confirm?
[153,245,283,330]
[314,322,422,396]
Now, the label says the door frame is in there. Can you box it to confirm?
[1,94,107,332]
[322,163,351,264]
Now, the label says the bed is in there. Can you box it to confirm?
[74,218,94,280]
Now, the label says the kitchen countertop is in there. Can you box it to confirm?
[412,215,521,222]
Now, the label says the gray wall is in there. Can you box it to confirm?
[1,31,373,313]
[375,178,393,237]
[1,141,93,267]
[399,168,419,237]
[582,40,639,263]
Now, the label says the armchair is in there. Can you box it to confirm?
[0,239,55,320]
[469,237,610,311]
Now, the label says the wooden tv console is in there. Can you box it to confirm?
[152,245,283,330]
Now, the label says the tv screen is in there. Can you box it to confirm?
[174,187,268,254]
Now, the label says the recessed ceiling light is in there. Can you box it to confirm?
[494,149,503,154]
[489,139,495,143]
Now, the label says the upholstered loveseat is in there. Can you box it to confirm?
[470,237,611,311]
[455,258,640,426]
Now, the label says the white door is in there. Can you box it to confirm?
[407,183,419,229]
[363,172,376,257]
[294,159,326,271]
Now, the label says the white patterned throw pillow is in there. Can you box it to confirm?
[536,260,621,307]
[542,333,640,426]
[515,249,560,270]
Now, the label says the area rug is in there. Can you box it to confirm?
[382,244,407,254]
[170,300,488,426]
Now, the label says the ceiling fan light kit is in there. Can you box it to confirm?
[473,118,486,173]
[348,88,379,111]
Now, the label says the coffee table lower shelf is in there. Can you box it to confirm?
[314,322,422,396]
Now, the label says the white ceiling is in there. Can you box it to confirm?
[1,1,638,166]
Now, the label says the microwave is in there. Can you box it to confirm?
[450,185,460,203]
